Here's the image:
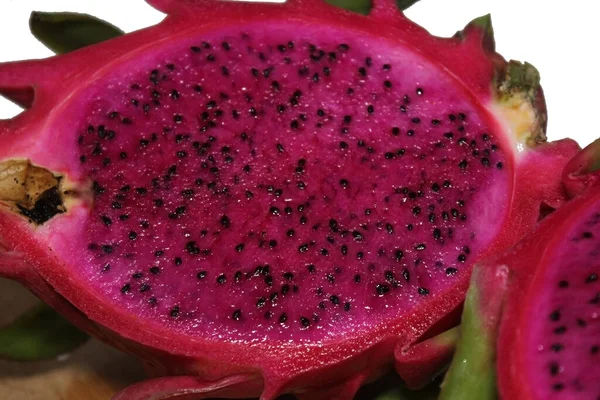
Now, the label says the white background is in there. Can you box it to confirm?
[0,0,596,147]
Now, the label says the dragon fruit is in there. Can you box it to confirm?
[440,139,600,400]
[0,0,580,398]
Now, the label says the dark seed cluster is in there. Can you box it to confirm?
[76,30,509,338]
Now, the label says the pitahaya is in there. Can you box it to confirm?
[440,139,600,400]
[0,0,580,398]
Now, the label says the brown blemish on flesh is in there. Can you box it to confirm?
[0,160,67,224]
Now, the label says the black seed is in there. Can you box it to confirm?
[299,316,310,328]
[279,313,288,324]
[330,295,340,305]
[549,310,561,321]
[128,231,137,240]
[287,229,295,237]
[414,243,426,251]
[459,159,468,170]
[186,241,200,255]
[402,269,410,282]
[384,270,395,283]
[352,231,364,241]
[170,306,180,318]
[376,284,390,296]
[358,67,367,77]
[121,283,131,293]
[586,273,598,283]
[102,245,113,254]
[340,178,349,189]
[558,280,569,288]
[220,215,231,228]
[418,287,430,295]
[299,244,309,253]
[101,216,112,226]
[269,207,281,216]
[458,254,467,263]
[554,326,567,334]
[149,266,160,275]
[367,105,374,114]
[217,274,226,284]
[552,383,564,392]
[264,275,273,286]
[550,343,563,352]
[427,213,436,224]
[269,240,278,248]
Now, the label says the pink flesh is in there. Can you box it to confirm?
[47,23,509,342]
[525,203,600,399]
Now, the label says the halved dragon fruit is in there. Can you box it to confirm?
[440,139,600,400]
[0,0,580,398]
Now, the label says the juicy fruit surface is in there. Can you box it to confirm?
[59,23,509,341]
[524,202,600,399]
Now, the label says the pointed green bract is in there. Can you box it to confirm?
[590,139,600,172]
[439,266,509,400]
[326,0,420,15]
[0,303,89,361]
[454,13,496,52]
[29,11,124,54]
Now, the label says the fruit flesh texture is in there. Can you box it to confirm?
[47,23,511,342]
[523,202,600,399]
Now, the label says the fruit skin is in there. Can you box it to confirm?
[0,0,581,398]
[440,139,600,400]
